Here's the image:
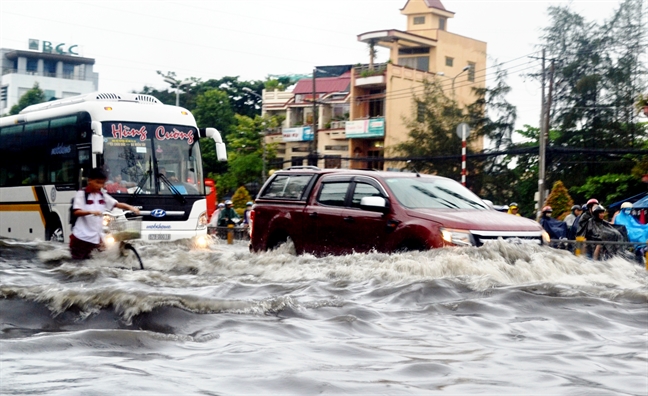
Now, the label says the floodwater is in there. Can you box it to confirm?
[1,237,646,395]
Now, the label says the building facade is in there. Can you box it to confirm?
[262,0,486,175]
[1,40,98,114]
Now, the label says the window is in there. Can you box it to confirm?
[324,155,342,169]
[439,17,446,31]
[351,183,382,208]
[318,182,350,207]
[413,16,425,25]
[467,62,476,82]
[291,156,303,167]
[44,60,57,75]
[44,90,56,101]
[62,63,74,79]
[398,56,429,72]
[417,102,425,123]
[445,57,454,67]
[26,58,38,73]
[398,48,430,55]
[260,174,313,199]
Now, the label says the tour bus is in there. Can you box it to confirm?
[0,92,227,246]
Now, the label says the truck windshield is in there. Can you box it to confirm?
[385,177,489,210]
[102,122,203,195]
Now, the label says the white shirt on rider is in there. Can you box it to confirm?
[72,190,117,244]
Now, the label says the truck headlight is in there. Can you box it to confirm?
[541,230,551,244]
[441,228,475,246]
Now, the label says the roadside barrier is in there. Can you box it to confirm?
[549,237,648,269]
[207,226,250,243]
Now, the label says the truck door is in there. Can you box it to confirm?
[304,177,353,255]
[343,178,391,252]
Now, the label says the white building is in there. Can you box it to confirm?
[1,45,98,114]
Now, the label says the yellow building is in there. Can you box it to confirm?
[261,0,486,173]
[351,0,486,170]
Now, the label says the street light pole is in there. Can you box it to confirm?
[163,75,192,106]
[451,65,470,101]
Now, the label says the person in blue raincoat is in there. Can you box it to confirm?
[539,206,568,241]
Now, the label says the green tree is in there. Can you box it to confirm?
[192,89,237,180]
[466,68,519,203]
[215,114,280,196]
[392,79,466,178]
[536,0,647,188]
[544,180,574,220]
[571,173,645,205]
[9,83,46,115]
[231,186,253,215]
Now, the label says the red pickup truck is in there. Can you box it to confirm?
[249,167,546,255]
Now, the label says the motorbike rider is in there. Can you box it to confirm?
[217,200,240,226]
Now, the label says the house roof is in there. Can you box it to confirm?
[400,0,455,15]
[292,71,351,94]
[357,29,437,48]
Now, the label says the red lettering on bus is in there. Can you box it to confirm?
[111,124,148,141]
[155,126,194,145]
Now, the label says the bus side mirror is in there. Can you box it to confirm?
[216,142,227,162]
[91,134,104,154]
[91,121,103,154]
[203,127,227,162]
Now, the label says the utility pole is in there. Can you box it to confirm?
[537,49,547,221]
[537,49,555,220]
[310,67,318,166]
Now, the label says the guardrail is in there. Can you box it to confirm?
[549,237,648,269]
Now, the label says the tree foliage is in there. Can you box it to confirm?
[538,0,648,188]
[9,83,46,115]
[392,79,466,178]
[544,180,574,220]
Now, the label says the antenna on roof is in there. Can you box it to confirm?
[406,160,421,177]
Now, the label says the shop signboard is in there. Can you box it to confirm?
[282,126,312,142]
[345,117,385,139]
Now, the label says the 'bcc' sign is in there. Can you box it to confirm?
[28,39,79,56]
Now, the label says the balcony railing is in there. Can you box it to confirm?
[354,63,388,77]
[1,68,85,81]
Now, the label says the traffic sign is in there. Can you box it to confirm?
[456,123,470,139]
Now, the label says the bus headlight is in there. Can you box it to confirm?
[197,211,207,230]
[441,228,475,246]
[194,234,209,248]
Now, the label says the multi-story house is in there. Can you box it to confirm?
[261,0,486,174]
[1,39,98,114]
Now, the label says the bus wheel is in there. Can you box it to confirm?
[46,221,64,243]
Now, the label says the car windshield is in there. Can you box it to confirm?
[385,177,489,210]
[102,122,203,195]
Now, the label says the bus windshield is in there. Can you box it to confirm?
[103,122,204,195]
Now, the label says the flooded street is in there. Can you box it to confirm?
[1,237,646,395]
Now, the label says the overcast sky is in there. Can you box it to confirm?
[0,0,630,129]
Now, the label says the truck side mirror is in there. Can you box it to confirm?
[360,196,390,213]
